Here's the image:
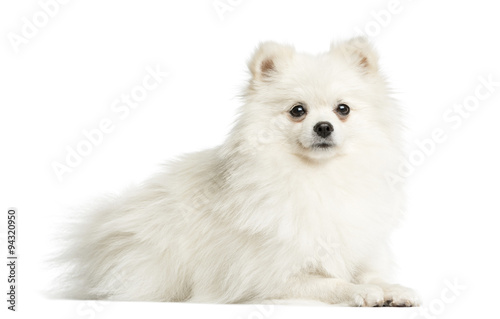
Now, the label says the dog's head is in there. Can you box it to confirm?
[239,38,400,162]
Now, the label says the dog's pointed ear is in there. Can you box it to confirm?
[331,37,379,73]
[248,42,295,81]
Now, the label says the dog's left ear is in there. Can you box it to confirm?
[331,37,379,73]
[248,42,295,81]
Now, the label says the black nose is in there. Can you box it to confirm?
[313,121,333,138]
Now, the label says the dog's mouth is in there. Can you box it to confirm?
[297,139,336,153]
[311,142,334,150]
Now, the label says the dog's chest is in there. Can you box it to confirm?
[276,170,379,280]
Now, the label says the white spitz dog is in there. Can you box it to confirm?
[59,37,420,306]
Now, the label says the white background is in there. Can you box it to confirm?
[1,0,499,318]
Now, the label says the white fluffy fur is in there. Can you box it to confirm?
[57,38,420,306]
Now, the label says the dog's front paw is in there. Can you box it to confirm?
[382,284,421,307]
[348,284,385,307]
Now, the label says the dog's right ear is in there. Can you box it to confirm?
[248,42,295,81]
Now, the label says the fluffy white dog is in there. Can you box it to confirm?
[58,37,420,306]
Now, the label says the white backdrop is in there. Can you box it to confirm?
[1,0,499,318]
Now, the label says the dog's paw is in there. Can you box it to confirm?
[348,284,385,307]
[382,284,421,307]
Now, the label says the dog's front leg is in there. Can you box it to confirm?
[281,275,385,306]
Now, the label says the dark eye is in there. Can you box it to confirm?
[290,104,306,118]
[336,104,350,116]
